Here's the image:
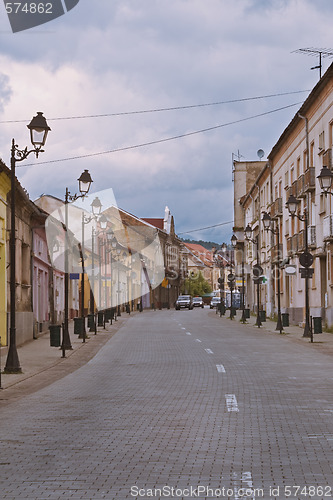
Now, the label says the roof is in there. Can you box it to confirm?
[142,218,164,230]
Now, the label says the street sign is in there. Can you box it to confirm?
[228,273,235,281]
[218,277,224,284]
[299,267,314,279]
[253,264,263,278]
[70,273,80,280]
[299,252,313,268]
[285,265,297,275]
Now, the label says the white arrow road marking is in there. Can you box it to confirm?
[205,348,213,354]
[225,394,239,412]
[216,364,226,373]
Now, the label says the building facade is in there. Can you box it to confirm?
[234,63,333,327]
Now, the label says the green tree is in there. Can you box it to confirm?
[181,271,212,296]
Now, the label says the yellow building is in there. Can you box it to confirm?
[0,169,10,347]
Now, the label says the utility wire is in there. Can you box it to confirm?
[0,90,309,124]
[22,101,303,167]
[178,220,234,235]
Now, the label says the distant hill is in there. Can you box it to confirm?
[180,238,221,250]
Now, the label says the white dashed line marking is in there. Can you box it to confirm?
[181,327,186,330]
[216,364,226,373]
[186,332,191,335]
[205,348,213,354]
[195,339,202,343]
[225,394,239,412]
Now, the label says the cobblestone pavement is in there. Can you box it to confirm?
[1,309,333,500]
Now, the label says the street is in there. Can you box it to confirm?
[1,308,333,500]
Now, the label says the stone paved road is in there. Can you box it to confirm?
[1,309,333,499]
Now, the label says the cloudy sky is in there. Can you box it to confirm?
[0,0,332,243]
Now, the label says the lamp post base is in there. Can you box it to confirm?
[4,332,22,374]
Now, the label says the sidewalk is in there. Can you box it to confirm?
[223,310,333,357]
[0,312,132,400]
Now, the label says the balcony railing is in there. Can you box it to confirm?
[287,234,298,256]
[271,243,283,263]
[303,167,316,192]
[323,215,333,241]
[270,197,283,219]
[296,174,305,198]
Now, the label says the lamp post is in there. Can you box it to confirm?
[228,235,237,319]
[5,112,51,373]
[245,224,262,328]
[262,212,283,333]
[286,194,312,339]
[80,196,103,338]
[232,235,247,323]
[63,170,93,357]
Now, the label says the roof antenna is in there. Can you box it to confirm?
[292,47,333,79]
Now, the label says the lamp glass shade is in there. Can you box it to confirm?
[231,234,237,247]
[91,196,102,217]
[106,228,113,241]
[27,112,51,147]
[317,166,333,193]
[221,242,227,253]
[78,169,93,195]
[245,225,252,240]
[262,212,272,230]
[286,194,298,215]
[99,214,108,230]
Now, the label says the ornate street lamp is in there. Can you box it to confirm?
[286,194,312,340]
[5,113,51,374]
[232,234,247,323]
[63,170,93,356]
[245,225,262,328]
[317,165,333,195]
[262,212,283,333]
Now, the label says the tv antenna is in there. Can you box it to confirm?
[293,47,333,79]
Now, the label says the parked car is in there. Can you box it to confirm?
[210,296,221,309]
[192,297,204,308]
[175,295,193,310]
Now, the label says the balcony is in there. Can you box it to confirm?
[270,197,283,219]
[303,167,316,192]
[271,243,283,264]
[308,225,316,249]
[287,234,298,256]
[323,215,333,241]
[296,174,305,198]
[297,229,305,253]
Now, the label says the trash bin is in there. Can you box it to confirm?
[74,317,84,335]
[244,308,250,319]
[282,313,289,327]
[260,310,266,322]
[230,307,237,317]
[97,311,104,327]
[49,324,61,347]
[87,314,95,329]
[313,317,322,334]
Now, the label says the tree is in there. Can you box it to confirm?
[181,271,212,296]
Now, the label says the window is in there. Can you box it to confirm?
[297,156,301,177]
[329,121,333,148]
[285,171,289,188]
[310,141,315,167]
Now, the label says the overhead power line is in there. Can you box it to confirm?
[22,101,303,167]
[178,220,234,235]
[0,90,309,124]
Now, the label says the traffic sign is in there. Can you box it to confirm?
[299,252,313,268]
[299,267,314,279]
